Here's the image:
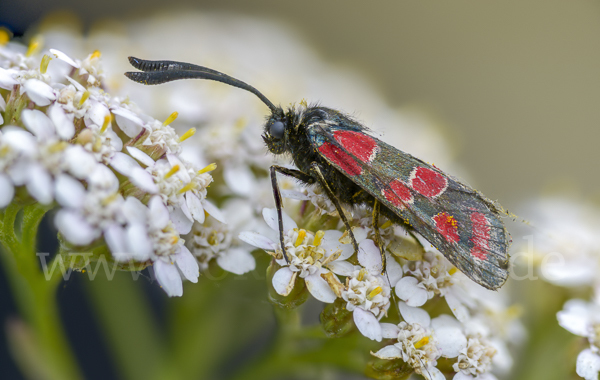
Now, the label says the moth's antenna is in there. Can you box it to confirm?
[125,57,278,113]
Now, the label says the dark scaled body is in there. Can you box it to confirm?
[125,57,511,290]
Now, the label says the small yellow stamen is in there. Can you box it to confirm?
[295,229,307,247]
[79,90,90,107]
[164,165,180,179]
[163,111,179,126]
[198,163,217,174]
[102,193,119,205]
[26,36,42,57]
[48,141,68,153]
[0,27,11,45]
[179,127,196,142]
[40,54,52,74]
[414,336,430,349]
[90,50,101,59]
[368,286,383,299]
[207,231,218,246]
[178,182,195,194]
[233,117,247,132]
[313,230,325,247]
[448,267,458,275]
[92,138,102,153]
[381,220,393,229]
[100,115,111,133]
[170,235,180,245]
[357,268,368,282]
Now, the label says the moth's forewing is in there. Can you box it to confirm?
[307,120,510,290]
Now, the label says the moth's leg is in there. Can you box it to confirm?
[372,199,387,274]
[309,162,359,255]
[270,165,315,263]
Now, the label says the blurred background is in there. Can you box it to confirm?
[0,1,599,379]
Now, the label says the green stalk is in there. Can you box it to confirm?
[0,203,83,380]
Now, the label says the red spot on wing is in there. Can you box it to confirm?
[383,179,413,208]
[410,167,448,198]
[470,212,490,260]
[319,142,362,176]
[433,212,459,243]
[333,130,378,162]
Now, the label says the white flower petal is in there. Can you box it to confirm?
[353,308,382,341]
[23,78,55,106]
[154,260,183,297]
[0,67,18,89]
[2,128,37,156]
[48,103,75,140]
[358,239,382,274]
[427,367,446,380]
[217,247,256,275]
[169,206,193,234]
[577,349,600,380]
[111,106,144,137]
[398,302,431,326]
[126,146,155,167]
[385,253,403,286]
[104,224,130,261]
[557,299,591,337]
[371,344,402,359]
[49,49,80,68]
[85,101,111,128]
[0,174,15,208]
[321,230,353,260]
[55,210,99,246]
[21,109,55,140]
[305,272,337,303]
[238,231,277,250]
[63,145,98,179]
[431,315,465,358]
[174,246,199,283]
[64,76,86,92]
[186,192,205,223]
[87,164,119,192]
[203,200,226,224]
[380,322,400,339]
[148,196,170,229]
[263,208,296,233]
[54,174,85,209]
[395,276,428,307]
[444,289,470,322]
[223,165,256,196]
[26,164,53,204]
[327,260,356,276]
[126,223,152,261]
[110,152,141,176]
[272,267,296,296]
[130,167,158,194]
[122,196,148,224]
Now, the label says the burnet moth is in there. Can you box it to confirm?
[125,57,511,290]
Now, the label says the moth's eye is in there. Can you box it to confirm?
[269,121,285,140]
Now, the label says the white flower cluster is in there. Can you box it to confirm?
[241,201,520,379]
[0,39,223,296]
[524,198,600,380]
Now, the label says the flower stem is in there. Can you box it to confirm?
[0,203,83,380]
[227,303,376,380]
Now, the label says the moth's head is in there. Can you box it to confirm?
[262,109,289,155]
